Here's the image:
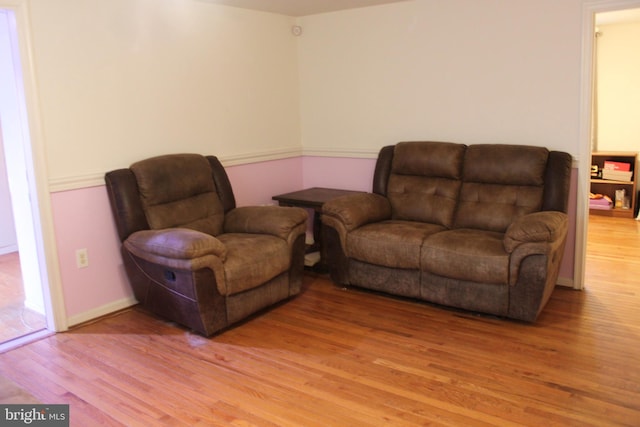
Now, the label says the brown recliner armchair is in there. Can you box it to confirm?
[105,153,308,336]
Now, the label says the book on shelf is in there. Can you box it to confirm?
[601,169,633,182]
[603,160,631,171]
[589,193,612,210]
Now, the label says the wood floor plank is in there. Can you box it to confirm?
[1,215,639,426]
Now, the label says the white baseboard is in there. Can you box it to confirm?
[0,244,18,255]
[67,296,138,328]
[556,276,574,288]
[0,329,54,354]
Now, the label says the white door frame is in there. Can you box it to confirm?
[0,0,67,335]
[576,0,640,290]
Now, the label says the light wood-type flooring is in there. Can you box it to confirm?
[0,215,638,426]
[0,252,46,343]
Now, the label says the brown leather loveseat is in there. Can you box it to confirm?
[321,141,572,322]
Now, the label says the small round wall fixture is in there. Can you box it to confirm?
[291,25,302,36]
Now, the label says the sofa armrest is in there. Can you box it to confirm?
[224,206,308,241]
[322,193,391,232]
[505,211,568,288]
[503,211,568,253]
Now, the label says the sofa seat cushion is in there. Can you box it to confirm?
[348,220,445,268]
[421,229,509,285]
[218,233,289,296]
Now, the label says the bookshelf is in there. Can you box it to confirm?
[590,151,638,218]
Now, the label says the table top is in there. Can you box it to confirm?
[272,187,364,208]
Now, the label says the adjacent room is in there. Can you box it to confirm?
[0,0,638,425]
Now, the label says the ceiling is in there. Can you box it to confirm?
[205,2,640,21]
[596,8,640,25]
[204,0,411,16]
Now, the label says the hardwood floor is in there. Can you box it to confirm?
[0,215,638,426]
[0,252,47,343]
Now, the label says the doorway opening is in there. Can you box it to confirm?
[590,7,640,217]
[0,7,57,351]
[575,0,640,291]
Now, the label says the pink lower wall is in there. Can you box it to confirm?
[564,168,578,280]
[226,157,303,206]
[51,157,303,323]
[302,156,377,191]
[50,156,577,324]
[51,185,131,321]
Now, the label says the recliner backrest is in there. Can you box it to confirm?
[104,155,236,241]
[130,154,226,236]
[370,142,572,234]
[454,144,548,232]
[386,141,466,228]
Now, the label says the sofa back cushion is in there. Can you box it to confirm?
[454,144,549,233]
[131,153,225,236]
[387,141,466,227]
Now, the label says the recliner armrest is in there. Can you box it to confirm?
[506,211,568,288]
[503,211,568,253]
[125,228,227,259]
[322,193,391,231]
[223,206,308,240]
[123,228,229,301]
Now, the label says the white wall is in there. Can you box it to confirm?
[27,0,589,179]
[298,0,584,156]
[28,0,302,188]
[596,21,640,152]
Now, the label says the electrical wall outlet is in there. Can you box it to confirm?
[76,248,89,268]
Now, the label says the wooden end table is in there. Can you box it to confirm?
[272,187,363,271]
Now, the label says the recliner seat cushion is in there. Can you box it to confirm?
[131,154,225,236]
[421,229,509,285]
[347,220,445,269]
[218,233,290,296]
